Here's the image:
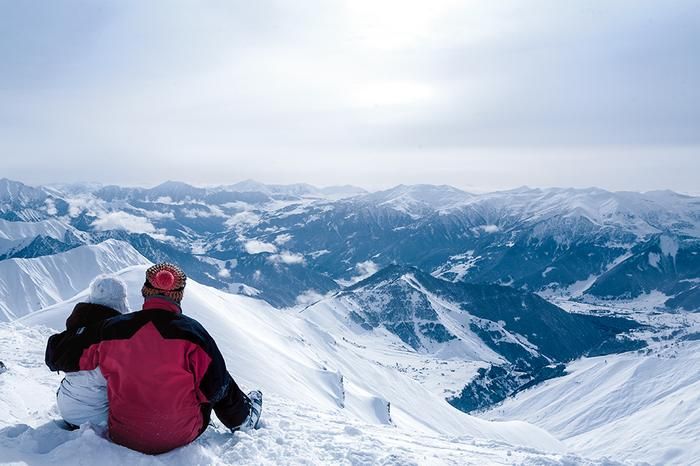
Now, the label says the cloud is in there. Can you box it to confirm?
[226,212,261,228]
[244,240,277,254]
[268,251,305,265]
[337,260,380,287]
[139,208,175,220]
[92,211,159,234]
[182,207,225,219]
[355,260,379,276]
[66,194,104,218]
[274,233,293,245]
[44,198,57,215]
[295,289,325,306]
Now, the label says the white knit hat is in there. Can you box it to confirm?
[88,275,129,314]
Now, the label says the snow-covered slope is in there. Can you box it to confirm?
[0,265,601,465]
[0,218,70,244]
[483,339,700,465]
[20,266,559,448]
[301,294,497,401]
[0,218,82,257]
[0,323,591,466]
[0,178,47,204]
[0,178,64,222]
[0,240,149,320]
[355,184,473,217]
[455,187,700,237]
[302,265,642,412]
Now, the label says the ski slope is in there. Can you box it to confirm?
[483,340,700,465]
[0,266,601,465]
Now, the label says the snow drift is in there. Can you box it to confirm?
[484,339,700,465]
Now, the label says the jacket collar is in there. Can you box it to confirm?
[142,296,182,314]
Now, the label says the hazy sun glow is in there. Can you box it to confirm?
[0,0,697,192]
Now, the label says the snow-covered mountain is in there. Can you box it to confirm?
[2,178,698,311]
[1,179,696,405]
[0,240,149,320]
[224,180,367,199]
[303,265,643,411]
[586,235,700,302]
[0,218,84,259]
[354,184,474,217]
[0,178,70,222]
[0,178,49,208]
[0,178,698,463]
[482,331,700,465]
[0,265,586,465]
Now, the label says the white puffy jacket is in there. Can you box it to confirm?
[53,276,129,427]
[56,367,109,426]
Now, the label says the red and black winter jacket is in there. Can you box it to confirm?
[45,297,250,454]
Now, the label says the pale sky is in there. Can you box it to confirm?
[1,0,699,193]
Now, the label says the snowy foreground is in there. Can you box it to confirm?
[484,339,700,466]
[0,266,613,465]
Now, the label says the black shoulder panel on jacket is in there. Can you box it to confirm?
[45,324,100,372]
[65,302,121,330]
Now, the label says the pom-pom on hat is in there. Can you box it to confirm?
[142,263,187,303]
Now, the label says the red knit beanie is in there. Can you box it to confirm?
[142,263,187,303]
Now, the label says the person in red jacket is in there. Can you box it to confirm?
[46,263,262,455]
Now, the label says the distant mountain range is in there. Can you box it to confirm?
[1,177,697,311]
[1,177,698,413]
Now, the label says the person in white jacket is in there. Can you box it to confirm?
[54,275,129,428]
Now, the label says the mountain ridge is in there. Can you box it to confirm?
[306,263,643,411]
[2,178,698,310]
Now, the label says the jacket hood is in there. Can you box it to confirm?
[88,275,129,314]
